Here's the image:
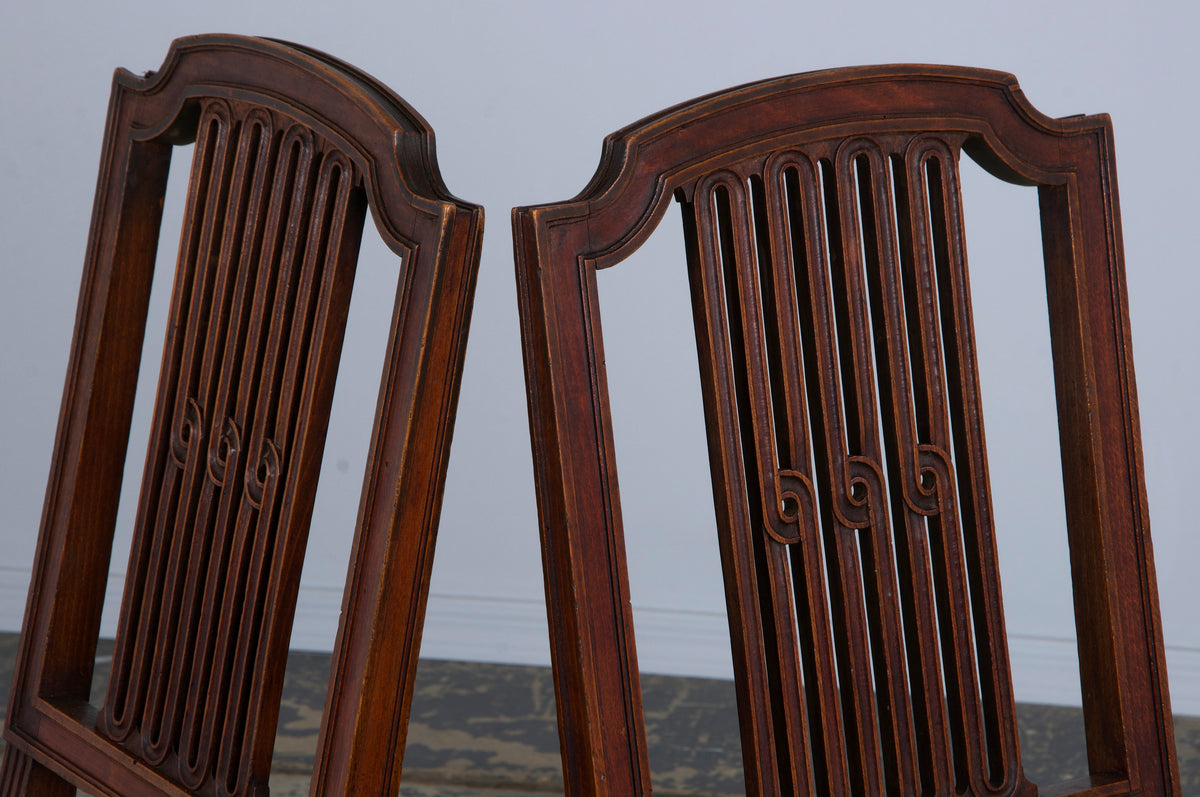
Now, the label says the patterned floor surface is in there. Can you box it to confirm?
[0,635,1195,794]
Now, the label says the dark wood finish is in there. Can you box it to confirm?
[513,65,1180,796]
[0,35,482,796]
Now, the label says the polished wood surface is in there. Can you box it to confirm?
[0,35,482,796]
[513,66,1180,796]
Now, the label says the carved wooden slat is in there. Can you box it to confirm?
[762,153,852,795]
[176,107,278,788]
[222,146,362,797]
[92,100,364,795]
[687,135,1032,796]
[514,66,1180,797]
[1,35,482,797]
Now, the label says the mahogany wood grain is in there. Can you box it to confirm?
[513,65,1180,796]
[0,34,482,797]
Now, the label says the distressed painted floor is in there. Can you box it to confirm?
[0,635,1196,794]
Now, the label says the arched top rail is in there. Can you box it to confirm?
[524,65,1108,269]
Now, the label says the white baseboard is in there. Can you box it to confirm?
[1,566,1196,715]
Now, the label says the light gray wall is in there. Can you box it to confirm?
[2,0,1197,713]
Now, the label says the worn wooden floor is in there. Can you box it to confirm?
[0,635,1196,794]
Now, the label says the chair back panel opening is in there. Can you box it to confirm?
[681,132,1019,796]
[1,35,482,797]
[513,66,1180,797]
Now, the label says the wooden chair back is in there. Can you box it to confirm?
[1,34,482,796]
[513,65,1180,796]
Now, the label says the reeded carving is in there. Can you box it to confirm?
[683,132,1021,794]
[99,96,363,795]
[0,750,33,794]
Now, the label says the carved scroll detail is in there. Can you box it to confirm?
[99,97,363,796]
[206,417,242,487]
[682,132,1022,796]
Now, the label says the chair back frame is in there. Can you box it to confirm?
[513,65,1179,796]
[1,34,482,797]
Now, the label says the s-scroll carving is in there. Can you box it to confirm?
[245,440,281,509]
[765,469,816,545]
[206,418,242,487]
[904,443,954,517]
[170,398,204,468]
[834,456,886,530]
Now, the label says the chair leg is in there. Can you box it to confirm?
[0,746,74,796]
